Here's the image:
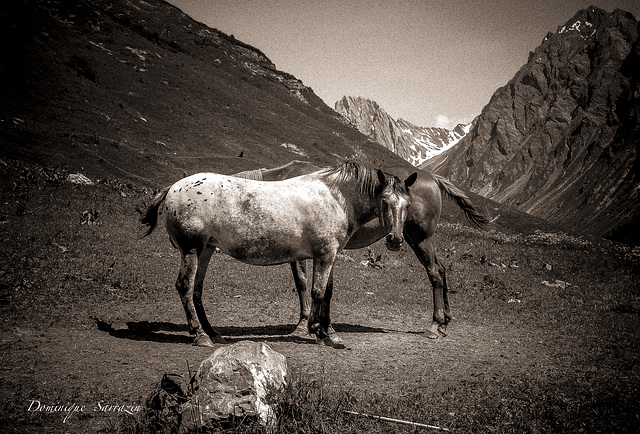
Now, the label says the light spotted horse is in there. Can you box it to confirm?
[236,160,489,339]
[140,161,417,348]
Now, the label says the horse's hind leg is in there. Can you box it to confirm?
[404,233,450,339]
[193,246,226,345]
[290,260,311,337]
[176,249,214,347]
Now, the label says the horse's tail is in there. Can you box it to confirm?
[432,174,489,229]
[139,186,170,237]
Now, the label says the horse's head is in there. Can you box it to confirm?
[376,169,417,251]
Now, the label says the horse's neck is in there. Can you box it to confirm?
[339,182,379,230]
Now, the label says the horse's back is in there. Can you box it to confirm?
[163,172,347,264]
[164,172,328,221]
[261,160,320,181]
[167,172,320,201]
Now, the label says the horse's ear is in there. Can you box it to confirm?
[377,168,387,185]
[405,172,418,188]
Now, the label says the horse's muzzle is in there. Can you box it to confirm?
[385,233,403,251]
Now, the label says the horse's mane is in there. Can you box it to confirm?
[318,161,380,198]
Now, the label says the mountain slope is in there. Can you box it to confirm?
[423,7,640,243]
[0,0,407,187]
[335,96,469,166]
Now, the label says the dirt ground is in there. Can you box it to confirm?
[0,274,539,433]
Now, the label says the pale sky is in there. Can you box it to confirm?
[166,0,639,129]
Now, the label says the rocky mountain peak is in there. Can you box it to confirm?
[423,7,640,243]
[335,96,470,166]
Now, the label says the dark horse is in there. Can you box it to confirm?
[236,160,488,338]
[141,161,417,348]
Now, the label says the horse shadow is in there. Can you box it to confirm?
[95,319,389,345]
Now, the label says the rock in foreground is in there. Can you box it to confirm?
[145,341,287,431]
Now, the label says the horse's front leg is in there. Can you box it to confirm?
[441,263,452,334]
[429,257,450,337]
[290,261,338,339]
[308,257,344,348]
[290,260,311,337]
[405,234,449,339]
[176,249,214,346]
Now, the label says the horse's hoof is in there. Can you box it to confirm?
[437,324,448,337]
[316,334,346,349]
[307,321,321,335]
[212,334,228,344]
[194,334,215,347]
[423,329,440,339]
[424,323,440,339]
[290,324,313,338]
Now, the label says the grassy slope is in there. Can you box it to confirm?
[0,0,407,188]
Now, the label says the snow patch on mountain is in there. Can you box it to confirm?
[401,121,471,166]
[334,96,471,167]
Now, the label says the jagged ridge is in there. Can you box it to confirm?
[335,96,469,166]
[423,6,640,243]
